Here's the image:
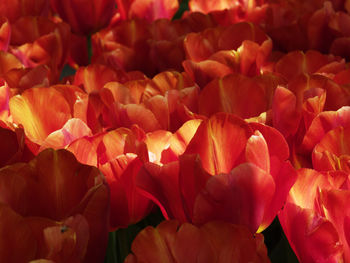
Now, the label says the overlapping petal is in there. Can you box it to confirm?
[0,149,110,262]
[9,87,71,143]
[125,220,270,263]
[50,0,116,35]
[137,113,296,232]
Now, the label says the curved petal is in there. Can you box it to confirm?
[0,203,37,263]
[40,118,92,150]
[126,220,270,263]
[0,17,10,52]
[302,107,350,152]
[100,155,153,229]
[136,161,188,222]
[73,64,119,93]
[129,0,179,22]
[199,73,268,118]
[0,149,106,220]
[193,163,275,233]
[178,154,211,221]
[279,203,343,263]
[185,113,253,175]
[9,87,71,143]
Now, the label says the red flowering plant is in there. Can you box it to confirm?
[136,113,296,233]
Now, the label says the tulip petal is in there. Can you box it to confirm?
[185,113,253,175]
[279,203,343,263]
[193,163,275,232]
[126,220,270,262]
[100,155,152,229]
[9,87,71,143]
[199,73,268,118]
[137,161,188,222]
[40,118,92,150]
[0,203,37,263]
[179,154,211,221]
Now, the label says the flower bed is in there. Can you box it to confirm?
[1,0,350,262]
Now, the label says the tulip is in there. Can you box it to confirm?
[0,125,34,166]
[125,220,270,263]
[9,16,70,80]
[9,87,72,144]
[0,149,110,262]
[279,168,348,262]
[66,126,153,229]
[50,0,116,35]
[0,17,10,52]
[0,0,49,23]
[183,22,272,87]
[137,113,296,233]
[116,0,179,22]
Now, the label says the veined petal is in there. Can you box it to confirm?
[193,163,275,233]
[185,113,253,175]
[9,87,71,143]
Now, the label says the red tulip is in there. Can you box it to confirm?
[0,125,34,167]
[188,0,264,14]
[137,113,296,232]
[0,149,110,262]
[313,125,350,173]
[0,17,10,52]
[93,70,200,132]
[73,64,129,93]
[0,0,49,23]
[0,80,9,121]
[274,50,344,81]
[116,0,179,22]
[99,155,153,229]
[9,16,70,80]
[66,126,154,229]
[125,220,270,263]
[50,0,116,35]
[279,168,349,262]
[301,106,350,153]
[0,203,37,263]
[183,22,272,87]
[0,51,23,76]
[198,73,284,119]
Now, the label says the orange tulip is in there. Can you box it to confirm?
[9,87,72,144]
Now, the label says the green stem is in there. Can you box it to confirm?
[104,231,118,263]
